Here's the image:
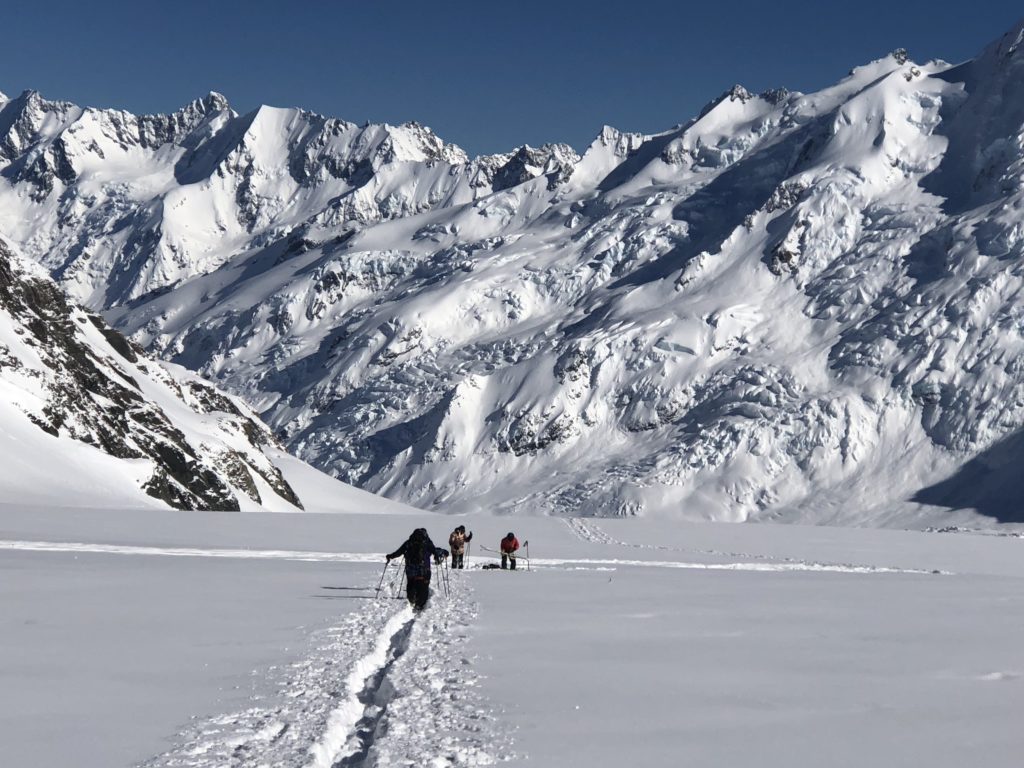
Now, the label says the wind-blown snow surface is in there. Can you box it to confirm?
[5,24,1024,523]
[2,505,1023,767]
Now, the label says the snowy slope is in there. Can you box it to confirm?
[0,236,393,512]
[2,507,1024,767]
[4,23,1024,524]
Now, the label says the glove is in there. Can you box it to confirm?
[385,554,392,562]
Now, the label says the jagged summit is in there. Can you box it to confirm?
[14,88,59,104]
[163,90,232,122]
[694,83,798,123]
[728,84,753,100]
[4,20,1024,525]
[196,90,230,112]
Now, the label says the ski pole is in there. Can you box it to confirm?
[375,561,391,596]
[525,541,530,572]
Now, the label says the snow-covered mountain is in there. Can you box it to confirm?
[0,235,319,511]
[3,22,1024,524]
[0,88,574,308]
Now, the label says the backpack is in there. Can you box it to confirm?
[406,529,433,579]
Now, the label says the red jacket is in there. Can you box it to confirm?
[500,535,519,554]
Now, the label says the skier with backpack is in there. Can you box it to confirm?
[448,525,473,569]
[386,528,449,610]
[500,532,519,570]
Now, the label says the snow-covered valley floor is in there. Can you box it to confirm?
[2,506,1023,767]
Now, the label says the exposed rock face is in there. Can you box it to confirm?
[0,238,301,510]
[4,22,1024,525]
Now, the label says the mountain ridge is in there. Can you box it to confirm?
[3,20,1024,525]
[0,235,371,512]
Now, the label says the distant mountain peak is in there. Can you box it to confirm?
[171,90,232,119]
[200,90,230,111]
[696,84,778,120]
[726,84,753,102]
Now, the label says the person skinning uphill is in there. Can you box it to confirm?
[500,532,519,570]
[386,528,448,610]
[448,525,473,569]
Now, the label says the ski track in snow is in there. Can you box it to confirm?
[0,538,943,575]
[0,540,384,563]
[560,519,946,575]
[531,556,939,574]
[140,568,511,768]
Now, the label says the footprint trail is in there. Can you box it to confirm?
[140,571,510,767]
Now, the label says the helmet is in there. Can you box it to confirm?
[507,532,515,538]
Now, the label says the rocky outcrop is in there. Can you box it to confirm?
[0,239,301,510]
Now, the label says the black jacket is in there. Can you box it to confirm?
[388,532,448,580]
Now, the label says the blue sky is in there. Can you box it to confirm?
[2,1,1021,156]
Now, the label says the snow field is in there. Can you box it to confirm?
[0,548,370,768]
[472,524,1024,767]
[144,563,508,768]
[2,506,1023,767]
